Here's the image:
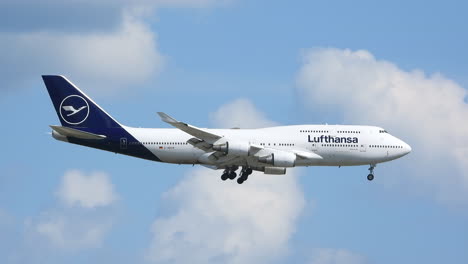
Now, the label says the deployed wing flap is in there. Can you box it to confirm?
[50,125,106,140]
[157,112,221,143]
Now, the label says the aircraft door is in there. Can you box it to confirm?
[310,142,318,151]
[360,144,366,152]
[120,137,128,150]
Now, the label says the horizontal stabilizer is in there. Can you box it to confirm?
[50,125,107,140]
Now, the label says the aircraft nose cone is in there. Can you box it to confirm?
[402,141,412,155]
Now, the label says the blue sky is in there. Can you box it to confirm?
[1,1,468,263]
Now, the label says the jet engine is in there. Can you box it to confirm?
[263,167,287,175]
[212,141,251,156]
[258,151,296,167]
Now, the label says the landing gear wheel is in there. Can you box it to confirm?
[236,167,252,184]
[367,164,376,181]
[221,167,239,182]
[229,172,237,180]
[221,173,228,181]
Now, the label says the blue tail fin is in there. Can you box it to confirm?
[42,75,121,129]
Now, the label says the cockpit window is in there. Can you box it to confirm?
[379,130,388,133]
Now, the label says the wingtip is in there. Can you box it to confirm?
[157,112,168,120]
[157,112,178,123]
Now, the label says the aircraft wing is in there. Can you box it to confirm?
[157,112,221,143]
[157,112,323,167]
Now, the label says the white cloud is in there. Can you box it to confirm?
[0,0,230,94]
[31,211,113,250]
[210,98,278,128]
[1,14,163,94]
[146,99,305,263]
[308,248,368,264]
[146,168,305,264]
[0,0,229,33]
[296,48,468,203]
[56,170,118,209]
[25,170,117,251]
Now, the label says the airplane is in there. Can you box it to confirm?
[43,75,412,184]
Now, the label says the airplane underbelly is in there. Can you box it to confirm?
[154,148,202,164]
[312,150,376,166]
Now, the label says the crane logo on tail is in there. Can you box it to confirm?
[59,95,90,125]
[62,105,87,116]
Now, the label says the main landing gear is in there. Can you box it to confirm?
[367,164,376,181]
[237,167,253,184]
[221,166,238,181]
[220,166,252,184]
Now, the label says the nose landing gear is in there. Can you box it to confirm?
[367,164,376,181]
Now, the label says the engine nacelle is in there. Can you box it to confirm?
[213,141,251,156]
[264,167,287,175]
[258,151,296,167]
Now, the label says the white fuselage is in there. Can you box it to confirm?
[124,124,411,167]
